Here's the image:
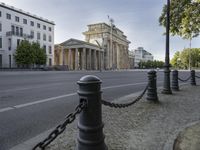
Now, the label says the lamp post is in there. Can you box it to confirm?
[162,0,172,94]
[95,40,102,72]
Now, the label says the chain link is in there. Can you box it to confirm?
[101,84,148,108]
[195,75,200,79]
[32,100,87,150]
[178,76,191,82]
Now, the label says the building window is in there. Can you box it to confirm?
[49,27,51,31]
[30,31,34,38]
[43,25,46,30]
[8,38,11,50]
[6,13,11,20]
[15,16,20,22]
[16,27,19,36]
[48,46,52,54]
[49,58,52,66]
[37,23,40,28]
[43,45,46,52]
[0,54,2,68]
[23,19,27,24]
[11,25,15,34]
[20,28,23,36]
[0,23,2,32]
[37,32,40,40]
[48,35,51,42]
[0,37,2,48]
[17,39,20,46]
[9,55,11,68]
[43,34,46,41]
[30,21,34,26]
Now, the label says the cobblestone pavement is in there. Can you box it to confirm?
[44,85,200,150]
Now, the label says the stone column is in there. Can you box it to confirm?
[82,48,86,70]
[88,49,91,70]
[62,47,65,65]
[68,49,72,70]
[101,51,104,70]
[94,50,97,70]
[117,44,120,69]
[75,48,79,70]
[107,42,110,69]
[110,41,113,69]
[112,42,115,69]
[97,51,100,70]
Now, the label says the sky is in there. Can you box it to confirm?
[1,0,199,61]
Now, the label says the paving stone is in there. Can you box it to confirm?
[45,85,200,150]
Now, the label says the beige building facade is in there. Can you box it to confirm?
[83,23,131,70]
[54,38,104,70]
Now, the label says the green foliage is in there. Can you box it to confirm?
[31,42,47,67]
[171,51,180,68]
[170,48,200,69]
[138,60,164,69]
[14,41,47,68]
[159,0,200,39]
[15,40,34,68]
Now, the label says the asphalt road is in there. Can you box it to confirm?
[0,70,192,150]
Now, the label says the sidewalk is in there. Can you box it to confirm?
[13,84,200,150]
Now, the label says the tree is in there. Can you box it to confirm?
[14,41,47,68]
[171,48,200,69]
[14,40,34,68]
[138,60,164,69]
[170,51,180,68]
[159,0,200,40]
[31,42,47,67]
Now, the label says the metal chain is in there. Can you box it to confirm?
[32,100,87,150]
[195,75,200,79]
[101,84,148,108]
[178,76,191,82]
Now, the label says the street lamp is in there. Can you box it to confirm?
[162,0,172,94]
[95,40,102,72]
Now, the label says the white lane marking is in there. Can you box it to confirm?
[0,82,66,93]
[102,81,149,90]
[14,93,76,108]
[0,93,76,113]
[0,81,161,113]
[0,107,13,113]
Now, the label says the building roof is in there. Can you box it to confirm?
[58,38,101,51]
[0,2,55,25]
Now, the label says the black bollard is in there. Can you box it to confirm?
[77,75,107,150]
[191,70,196,86]
[147,70,158,102]
[172,70,179,91]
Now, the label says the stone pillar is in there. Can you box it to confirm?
[110,41,113,69]
[60,46,64,65]
[68,49,72,70]
[113,42,116,69]
[82,48,86,70]
[117,44,120,69]
[94,50,97,70]
[107,42,110,69]
[97,51,100,70]
[75,48,79,70]
[101,51,104,70]
[88,49,91,70]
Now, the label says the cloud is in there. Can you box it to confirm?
[1,0,199,60]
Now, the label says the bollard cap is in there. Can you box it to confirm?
[148,70,156,74]
[173,69,178,72]
[78,75,102,84]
